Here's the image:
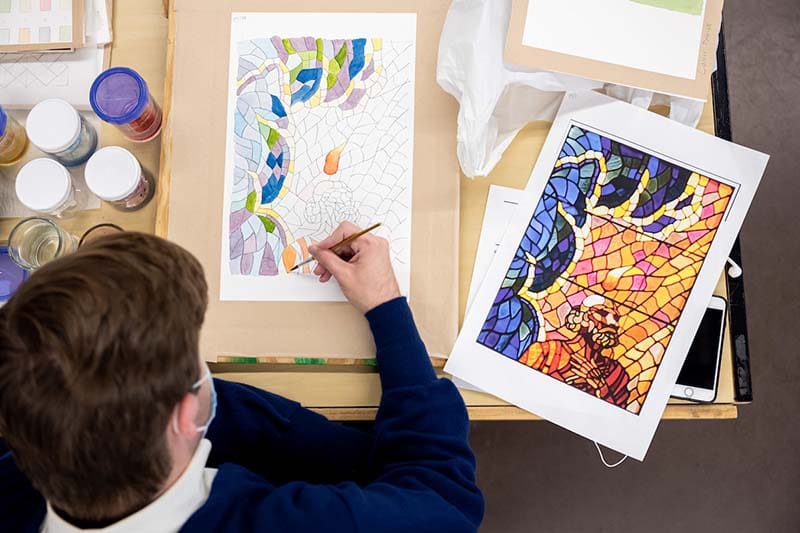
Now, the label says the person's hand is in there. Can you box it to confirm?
[309,222,401,314]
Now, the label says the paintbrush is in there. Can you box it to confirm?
[290,222,382,273]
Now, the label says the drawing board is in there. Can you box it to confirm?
[505,0,723,100]
[158,0,459,360]
[445,91,767,459]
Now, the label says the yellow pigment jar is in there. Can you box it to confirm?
[0,105,29,166]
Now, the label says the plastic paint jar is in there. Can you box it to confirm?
[15,158,82,217]
[85,146,155,211]
[0,105,29,166]
[26,99,98,167]
[90,67,163,142]
[7,216,78,271]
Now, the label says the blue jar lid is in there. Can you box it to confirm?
[89,67,150,125]
[0,105,7,137]
[0,245,28,303]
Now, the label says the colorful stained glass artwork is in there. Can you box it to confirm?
[447,91,766,460]
[222,13,416,301]
[476,125,734,414]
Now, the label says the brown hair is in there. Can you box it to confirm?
[0,232,208,521]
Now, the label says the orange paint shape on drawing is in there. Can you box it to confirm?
[324,144,346,175]
[281,237,313,274]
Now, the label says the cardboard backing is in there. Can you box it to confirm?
[157,0,460,361]
[505,0,724,101]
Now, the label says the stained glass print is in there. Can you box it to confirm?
[477,125,734,414]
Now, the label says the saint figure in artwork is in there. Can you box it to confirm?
[518,295,631,407]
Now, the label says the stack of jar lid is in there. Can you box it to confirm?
[0,66,162,218]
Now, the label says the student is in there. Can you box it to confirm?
[0,224,483,532]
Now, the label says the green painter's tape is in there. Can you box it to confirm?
[630,0,704,16]
[223,357,259,364]
[294,358,328,365]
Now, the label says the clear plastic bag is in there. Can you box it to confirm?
[437,0,707,178]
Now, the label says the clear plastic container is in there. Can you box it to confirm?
[25,99,98,167]
[15,158,83,218]
[0,105,30,166]
[85,146,155,211]
[90,67,163,142]
[7,217,78,271]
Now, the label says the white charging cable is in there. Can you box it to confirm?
[726,257,742,278]
[594,442,628,468]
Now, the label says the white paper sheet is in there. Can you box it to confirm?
[523,0,706,80]
[84,0,112,46]
[445,91,768,460]
[454,185,522,392]
[0,45,104,108]
[466,185,522,309]
[221,13,416,301]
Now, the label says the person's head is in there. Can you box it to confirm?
[0,232,212,522]
[565,295,621,350]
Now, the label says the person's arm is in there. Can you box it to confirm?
[356,295,484,529]
[192,297,483,533]
[196,222,483,531]
[206,379,374,485]
[277,223,483,530]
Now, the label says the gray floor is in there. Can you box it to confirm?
[470,2,800,531]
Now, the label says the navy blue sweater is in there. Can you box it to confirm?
[0,297,484,532]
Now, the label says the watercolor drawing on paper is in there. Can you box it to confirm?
[477,125,734,414]
[228,31,414,282]
[630,0,704,16]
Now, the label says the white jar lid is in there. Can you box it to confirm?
[26,99,81,153]
[85,146,142,201]
[15,158,73,212]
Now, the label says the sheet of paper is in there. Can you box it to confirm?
[466,185,522,310]
[0,45,104,108]
[445,91,768,460]
[523,0,706,80]
[221,12,416,301]
[84,0,111,46]
[0,109,101,217]
[0,0,76,48]
[454,185,522,392]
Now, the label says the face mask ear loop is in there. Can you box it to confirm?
[594,442,628,468]
[172,367,212,437]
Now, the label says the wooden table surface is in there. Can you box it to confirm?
[0,0,738,420]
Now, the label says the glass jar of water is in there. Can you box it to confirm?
[7,217,78,271]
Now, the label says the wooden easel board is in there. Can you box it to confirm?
[156,0,460,361]
[505,0,723,101]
